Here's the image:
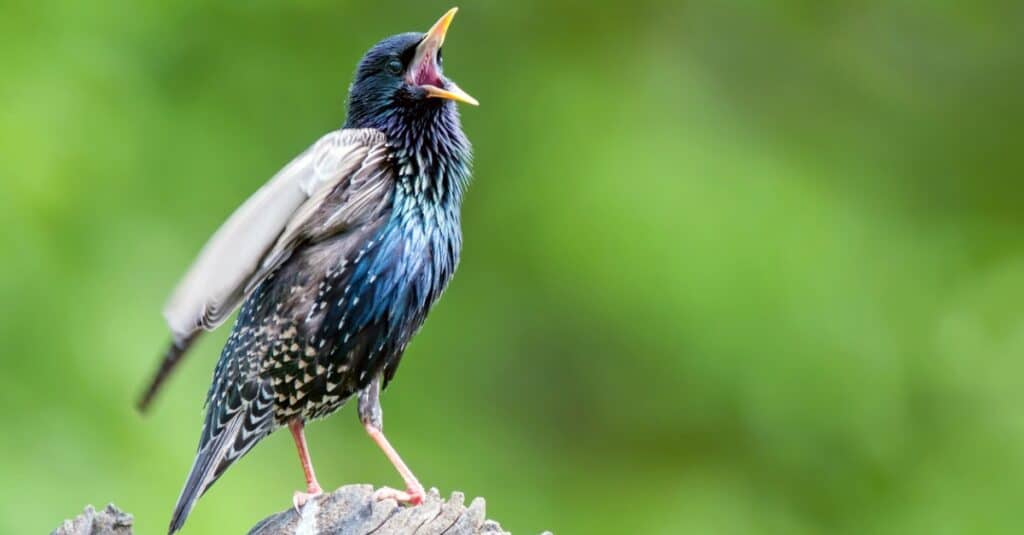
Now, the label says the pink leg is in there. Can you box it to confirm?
[289,419,324,509]
[364,422,425,505]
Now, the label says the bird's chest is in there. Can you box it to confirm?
[318,202,459,359]
[348,200,462,338]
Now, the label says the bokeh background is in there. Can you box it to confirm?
[2,1,1023,533]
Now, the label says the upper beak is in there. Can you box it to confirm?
[411,7,479,106]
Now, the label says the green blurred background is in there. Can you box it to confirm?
[2,1,1023,533]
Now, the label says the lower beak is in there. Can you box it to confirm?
[422,83,479,107]
[411,8,479,106]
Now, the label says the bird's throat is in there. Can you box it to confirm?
[386,105,472,207]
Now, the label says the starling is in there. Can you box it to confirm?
[142,9,478,533]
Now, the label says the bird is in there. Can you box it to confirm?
[138,8,479,534]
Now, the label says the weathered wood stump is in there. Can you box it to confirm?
[53,485,531,534]
[250,485,510,535]
[52,504,133,535]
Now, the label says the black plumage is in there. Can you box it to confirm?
[145,10,478,534]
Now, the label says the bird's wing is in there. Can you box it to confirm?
[162,128,389,341]
[140,128,393,412]
[245,132,394,293]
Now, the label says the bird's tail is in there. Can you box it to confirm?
[138,332,202,412]
[168,382,276,534]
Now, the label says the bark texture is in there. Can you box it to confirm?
[53,485,536,535]
[52,504,133,535]
[249,485,511,535]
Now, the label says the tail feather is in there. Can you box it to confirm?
[168,382,276,534]
[138,332,202,412]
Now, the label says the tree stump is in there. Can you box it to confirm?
[53,485,535,534]
[52,504,133,535]
[249,485,510,535]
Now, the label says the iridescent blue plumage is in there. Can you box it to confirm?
[165,12,476,533]
[334,35,472,387]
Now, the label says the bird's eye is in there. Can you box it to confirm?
[385,59,403,75]
[436,48,443,67]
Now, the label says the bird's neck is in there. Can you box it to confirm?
[378,105,472,210]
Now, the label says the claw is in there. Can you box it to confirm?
[292,487,323,512]
[373,485,424,505]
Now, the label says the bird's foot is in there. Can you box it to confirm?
[292,485,324,512]
[373,484,425,506]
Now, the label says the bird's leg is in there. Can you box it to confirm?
[288,418,323,510]
[364,424,425,505]
[359,376,425,505]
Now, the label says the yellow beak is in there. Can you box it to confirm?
[421,7,458,51]
[422,83,479,107]
[413,8,479,106]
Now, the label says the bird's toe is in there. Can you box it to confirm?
[292,488,323,512]
[372,485,424,505]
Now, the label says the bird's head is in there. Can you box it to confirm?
[345,8,478,129]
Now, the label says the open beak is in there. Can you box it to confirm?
[409,7,479,106]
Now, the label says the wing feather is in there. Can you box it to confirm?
[245,140,394,292]
[162,128,388,340]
